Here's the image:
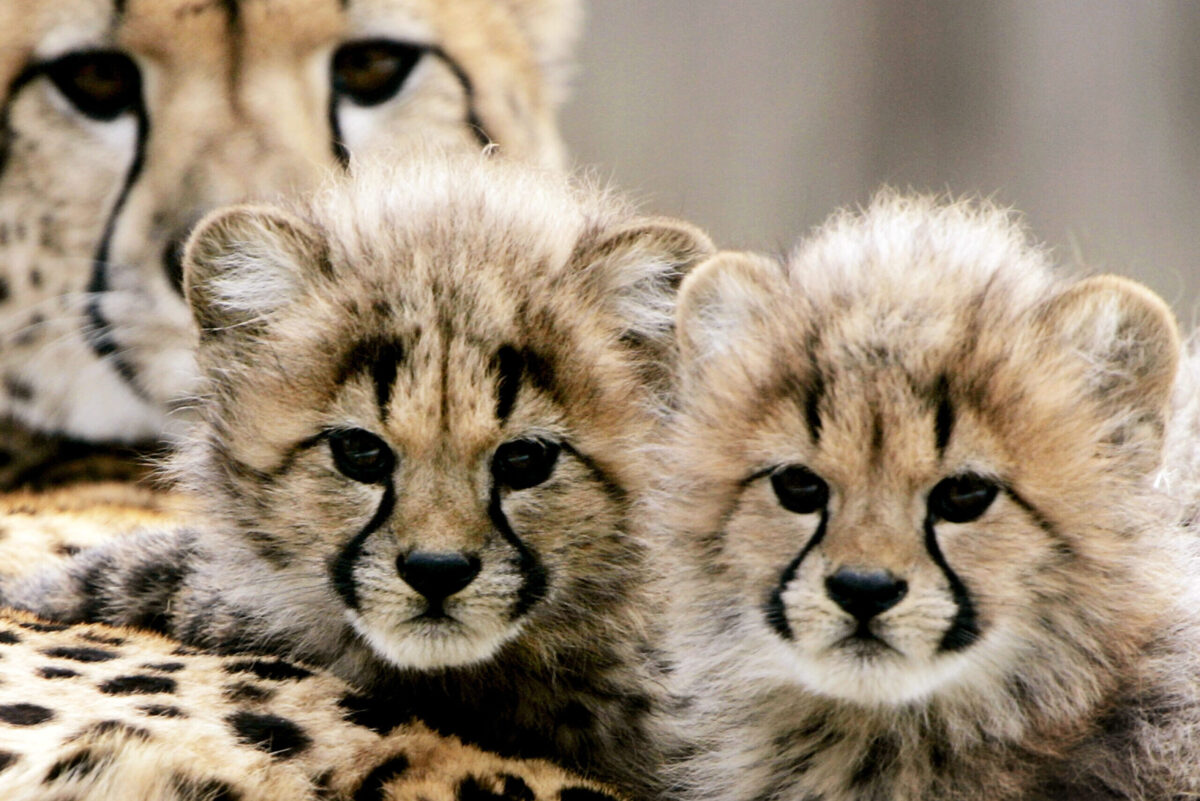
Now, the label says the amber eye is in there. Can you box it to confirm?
[328,429,395,484]
[331,39,423,106]
[928,473,999,524]
[492,438,561,491]
[770,465,829,515]
[45,51,141,121]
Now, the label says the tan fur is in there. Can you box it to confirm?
[661,194,1200,801]
[3,152,713,796]
[0,0,579,448]
[0,608,619,801]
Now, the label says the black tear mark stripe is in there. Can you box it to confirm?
[331,483,395,609]
[84,86,151,396]
[924,513,980,652]
[328,44,492,167]
[765,509,828,640]
[487,486,547,621]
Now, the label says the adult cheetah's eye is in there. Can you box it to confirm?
[770,465,829,515]
[928,473,999,524]
[328,429,395,484]
[332,39,424,106]
[44,50,141,121]
[492,438,561,491]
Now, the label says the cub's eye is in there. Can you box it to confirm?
[45,51,141,121]
[770,465,829,515]
[928,473,999,523]
[332,39,424,106]
[492,438,561,491]
[328,429,394,484]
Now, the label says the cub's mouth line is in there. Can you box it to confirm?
[834,628,900,656]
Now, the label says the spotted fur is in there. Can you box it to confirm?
[661,194,1200,801]
[0,607,620,801]
[0,0,579,456]
[4,153,713,796]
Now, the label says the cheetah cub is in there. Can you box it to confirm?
[662,195,1200,801]
[3,153,712,794]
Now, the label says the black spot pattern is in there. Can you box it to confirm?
[98,674,177,695]
[43,646,118,662]
[338,691,412,735]
[139,704,186,719]
[172,775,243,801]
[143,661,185,672]
[352,753,410,801]
[45,749,100,782]
[0,631,19,644]
[80,631,125,646]
[223,658,312,681]
[227,711,310,759]
[224,682,274,703]
[0,751,17,772]
[82,719,152,740]
[38,666,79,679]
[0,702,54,725]
[20,620,69,632]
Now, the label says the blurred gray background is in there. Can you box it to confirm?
[561,1,1200,325]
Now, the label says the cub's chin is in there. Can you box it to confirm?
[350,609,521,671]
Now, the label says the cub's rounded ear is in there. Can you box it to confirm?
[675,251,783,365]
[577,216,714,346]
[183,205,324,335]
[1039,274,1180,446]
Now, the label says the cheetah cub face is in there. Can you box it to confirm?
[179,155,710,670]
[670,196,1179,708]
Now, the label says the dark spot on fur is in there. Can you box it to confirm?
[223,658,312,681]
[38,666,79,679]
[352,753,410,801]
[29,269,41,288]
[143,661,185,673]
[21,620,69,632]
[80,631,125,647]
[55,543,82,557]
[851,733,900,787]
[560,701,592,729]
[79,720,152,740]
[172,775,243,801]
[43,646,117,662]
[0,702,54,725]
[227,710,310,759]
[3,375,32,401]
[499,776,535,801]
[224,682,274,703]
[45,749,101,782]
[932,374,955,454]
[558,790,621,801]
[338,691,413,735]
[139,704,186,718]
[0,275,8,302]
[0,631,19,645]
[98,675,177,695]
[0,751,16,772]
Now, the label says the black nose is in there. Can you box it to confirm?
[397,551,481,601]
[825,568,907,622]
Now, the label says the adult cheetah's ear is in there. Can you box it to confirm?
[183,205,323,335]
[1039,274,1180,453]
[675,250,784,375]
